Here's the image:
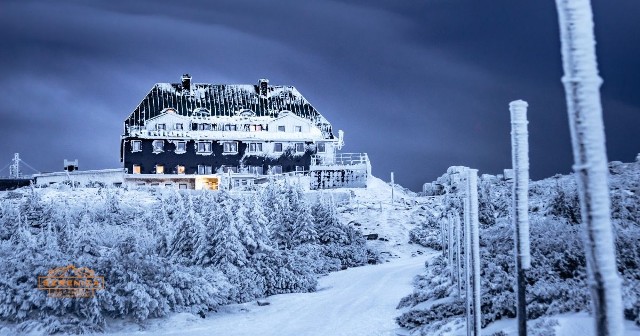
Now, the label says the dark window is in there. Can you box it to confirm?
[156,124,166,131]
[295,166,305,172]
[223,142,238,153]
[295,126,302,132]
[197,142,212,153]
[224,124,237,131]
[274,143,283,152]
[249,166,264,175]
[317,142,326,153]
[198,123,212,131]
[175,141,187,153]
[271,165,282,174]
[295,143,305,153]
[277,126,285,132]
[175,123,183,130]
[249,143,263,152]
[152,140,164,152]
[198,165,213,175]
[132,140,142,152]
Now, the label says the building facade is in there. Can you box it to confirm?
[121,75,345,189]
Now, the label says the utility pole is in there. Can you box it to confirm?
[510,100,531,336]
[391,171,395,204]
[468,168,481,336]
[9,153,21,179]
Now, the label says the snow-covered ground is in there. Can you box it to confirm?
[104,254,434,336]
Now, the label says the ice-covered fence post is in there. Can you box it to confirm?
[448,214,454,282]
[390,172,395,205]
[468,168,481,336]
[463,179,472,336]
[554,1,623,335]
[510,100,531,336]
[456,213,463,298]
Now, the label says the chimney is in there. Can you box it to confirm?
[258,78,269,97]
[181,73,192,90]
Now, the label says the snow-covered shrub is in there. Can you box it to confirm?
[408,214,443,250]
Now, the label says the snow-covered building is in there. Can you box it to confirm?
[121,75,368,189]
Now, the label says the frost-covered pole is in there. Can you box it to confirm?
[464,183,473,336]
[456,213,463,298]
[510,100,531,336]
[448,214,454,282]
[468,168,481,335]
[554,1,623,335]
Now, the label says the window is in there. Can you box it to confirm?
[175,141,187,154]
[152,140,164,153]
[277,126,285,132]
[198,123,212,131]
[179,184,188,190]
[317,142,326,153]
[176,165,185,174]
[198,165,213,175]
[151,183,160,187]
[165,183,172,187]
[132,164,141,174]
[224,124,237,131]
[223,142,238,154]
[271,165,283,174]
[113,182,123,188]
[295,126,302,133]
[137,182,146,186]
[197,141,212,153]
[132,140,142,152]
[295,143,305,153]
[174,123,183,131]
[295,166,305,172]
[222,166,237,173]
[249,143,263,153]
[274,143,283,152]
[156,124,166,131]
[251,124,263,132]
[155,165,164,174]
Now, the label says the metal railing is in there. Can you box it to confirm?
[310,153,370,166]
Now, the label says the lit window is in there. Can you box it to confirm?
[197,141,212,153]
[223,142,238,153]
[175,123,183,131]
[156,124,166,131]
[132,164,141,174]
[156,165,164,174]
[198,165,213,175]
[175,141,187,153]
[152,140,164,153]
[251,124,263,132]
[249,143,263,153]
[295,143,305,153]
[277,126,285,132]
[295,126,302,132]
[274,143,283,152]
[132,140,142,152]
[176,165,185,174]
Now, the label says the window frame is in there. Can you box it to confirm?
[274,143,283,152]
[248,143,263,153]
[175,141,187,154]
[156,123,166,131]
[317,142,326,153]
[196,141,212,154]
[277,125,285,132]
[174,123,183,131]
[152,140,164,153]
[132,164,141,174]
[295,125,302,133]
[198,165,213,175]
[131,140,142,152]
[222,141,238,154]
[295,142,305,153]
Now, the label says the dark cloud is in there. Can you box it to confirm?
[0,0,638,190]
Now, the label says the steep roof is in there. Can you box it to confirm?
[124,76,333,138]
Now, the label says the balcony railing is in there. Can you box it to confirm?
[310,153,370,167]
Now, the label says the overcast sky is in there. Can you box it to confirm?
[1,0,638,190]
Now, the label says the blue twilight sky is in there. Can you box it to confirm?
[0,0,638,190]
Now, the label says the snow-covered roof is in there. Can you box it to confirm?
[124,76,334,138]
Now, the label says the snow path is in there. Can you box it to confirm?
[107,254,433,336]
